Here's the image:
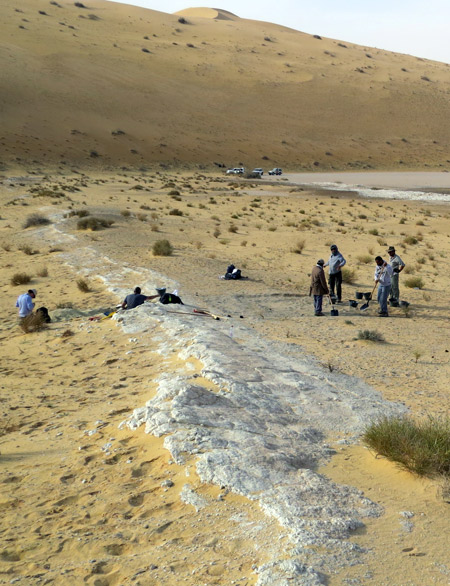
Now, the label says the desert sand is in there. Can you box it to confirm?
[1,169,449,585]
[1,0,450,172]
[1,0,449,583]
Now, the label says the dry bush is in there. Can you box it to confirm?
[11,272,32,286]
[20,312,47,333]
[120,210,131,217]
[77,217,114,231]
[292,239,306,254]
[152,239,173,256]
[228,224,238,233]
[61,329,74,338]
[76,278,90,292]
[37,267,48,277]
[357,254,372,264]
[23,214,51,229]
[19,245,35,255]
[404,276,424,289]
[137,213,147,222]
[341,267,356,284]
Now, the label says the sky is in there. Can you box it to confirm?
[107,0,450,64]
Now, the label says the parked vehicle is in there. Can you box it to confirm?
[226,167,245,175]
[252,168,264,176]
[268,168,282,175]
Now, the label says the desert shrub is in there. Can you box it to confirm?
[20,312,47,333]
[228,224,238,233]
[150,224,159,232]
[120,210,131,217]
[56,301,74,309]
[76,278,90,292]
[23,214,51,229]
[152,239,173,256]
[61,329,74,338]
[341,267,356,284]
[403,235,418,245]
[357,254,372,264]
[11,273,32,286]
[363,415,450,477]
[169,209,183,216]
[168,189,180,196]
[77,217,113,231]
[404,276,424,289]
[357,329,385,342]
[137,213,147,222]
[19,245,35,255]
[37,267,48,277]
[368,228,379,236]
[292,239,305,254]
[68,209,89,218]
[213,228,221,238]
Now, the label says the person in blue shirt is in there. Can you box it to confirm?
[16,289,36,318]
[324,244,346,303]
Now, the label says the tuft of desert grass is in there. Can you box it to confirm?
[341,267,356,284]
[76,278,90,292]
[11,272,32,286]
[291,239,305,254]
[357,329,384,342]
[404,276,424,289]
[152,239,173,256]
[23,214,51,229]
[363,415,450,478]
[37,267,49,277]
[20,312,47,333]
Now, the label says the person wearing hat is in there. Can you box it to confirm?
[122,286,157,310]
[324,244,346,303]
[16,289,37,318]
[374,256,393,316]
[387,246,405,303]
[310,259,329,316]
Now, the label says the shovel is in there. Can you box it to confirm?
[360,265,386,311]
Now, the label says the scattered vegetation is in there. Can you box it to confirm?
[19,245,36,256]
[152,239,173,256]
[404,276,424,289]
[357,329,385,342]
[341,267,356,284]
[363,415,450,478]
[37,267,49,277]
[357,254,372,264]
[76,278,90,292]
[77,217,114,231]
[292,239,306,254]
[11,273,32,286]
[19,312,47,334]
[23,214,51,229]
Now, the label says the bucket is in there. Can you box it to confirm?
[330,308,339,316]
[400,300,410,307]
[349,300,358,308]
[363,292,372,300]
[356,292,363,300]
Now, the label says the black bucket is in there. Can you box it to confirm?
[349,300,358,308]
[400,300,410,307]
[330,308,339,316]
[363,292,372,300]
[356,292,363,300]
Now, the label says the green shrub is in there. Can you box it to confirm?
[357,254,372,264]
[403,235,418,245]
[68,209,89,218]
[23,214,51,229]
[120,209,131,217]
[357,329,385,342]
[37,267,48,277]
[404,276,424,289]
[169,209,183,216]
[152,239,173,256]
[11,272,32,286]
[363,415,450,477]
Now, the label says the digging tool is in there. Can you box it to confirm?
[328,295,339,316]
[360,265,386,311]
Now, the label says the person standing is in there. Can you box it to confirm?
[324,244,346,302]
[310,259,329,316]
[16,289,36,318]
[374,256,393,317]
[387,246,405,302]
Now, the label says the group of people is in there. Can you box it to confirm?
[310,244,405,317]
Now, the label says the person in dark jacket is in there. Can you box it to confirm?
[310,259,329,316]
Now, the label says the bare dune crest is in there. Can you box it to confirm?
[175,7,239,20]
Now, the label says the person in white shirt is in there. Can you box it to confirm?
[16,289,36,318]
[374,257,393,317]
[387,246,405,302]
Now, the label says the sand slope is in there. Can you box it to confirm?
[1,0,450,171]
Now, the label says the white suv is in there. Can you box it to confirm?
[226,167,245,175]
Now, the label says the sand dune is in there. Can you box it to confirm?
[1,0,449,172]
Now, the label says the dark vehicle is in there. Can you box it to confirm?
[268,168,282,175]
